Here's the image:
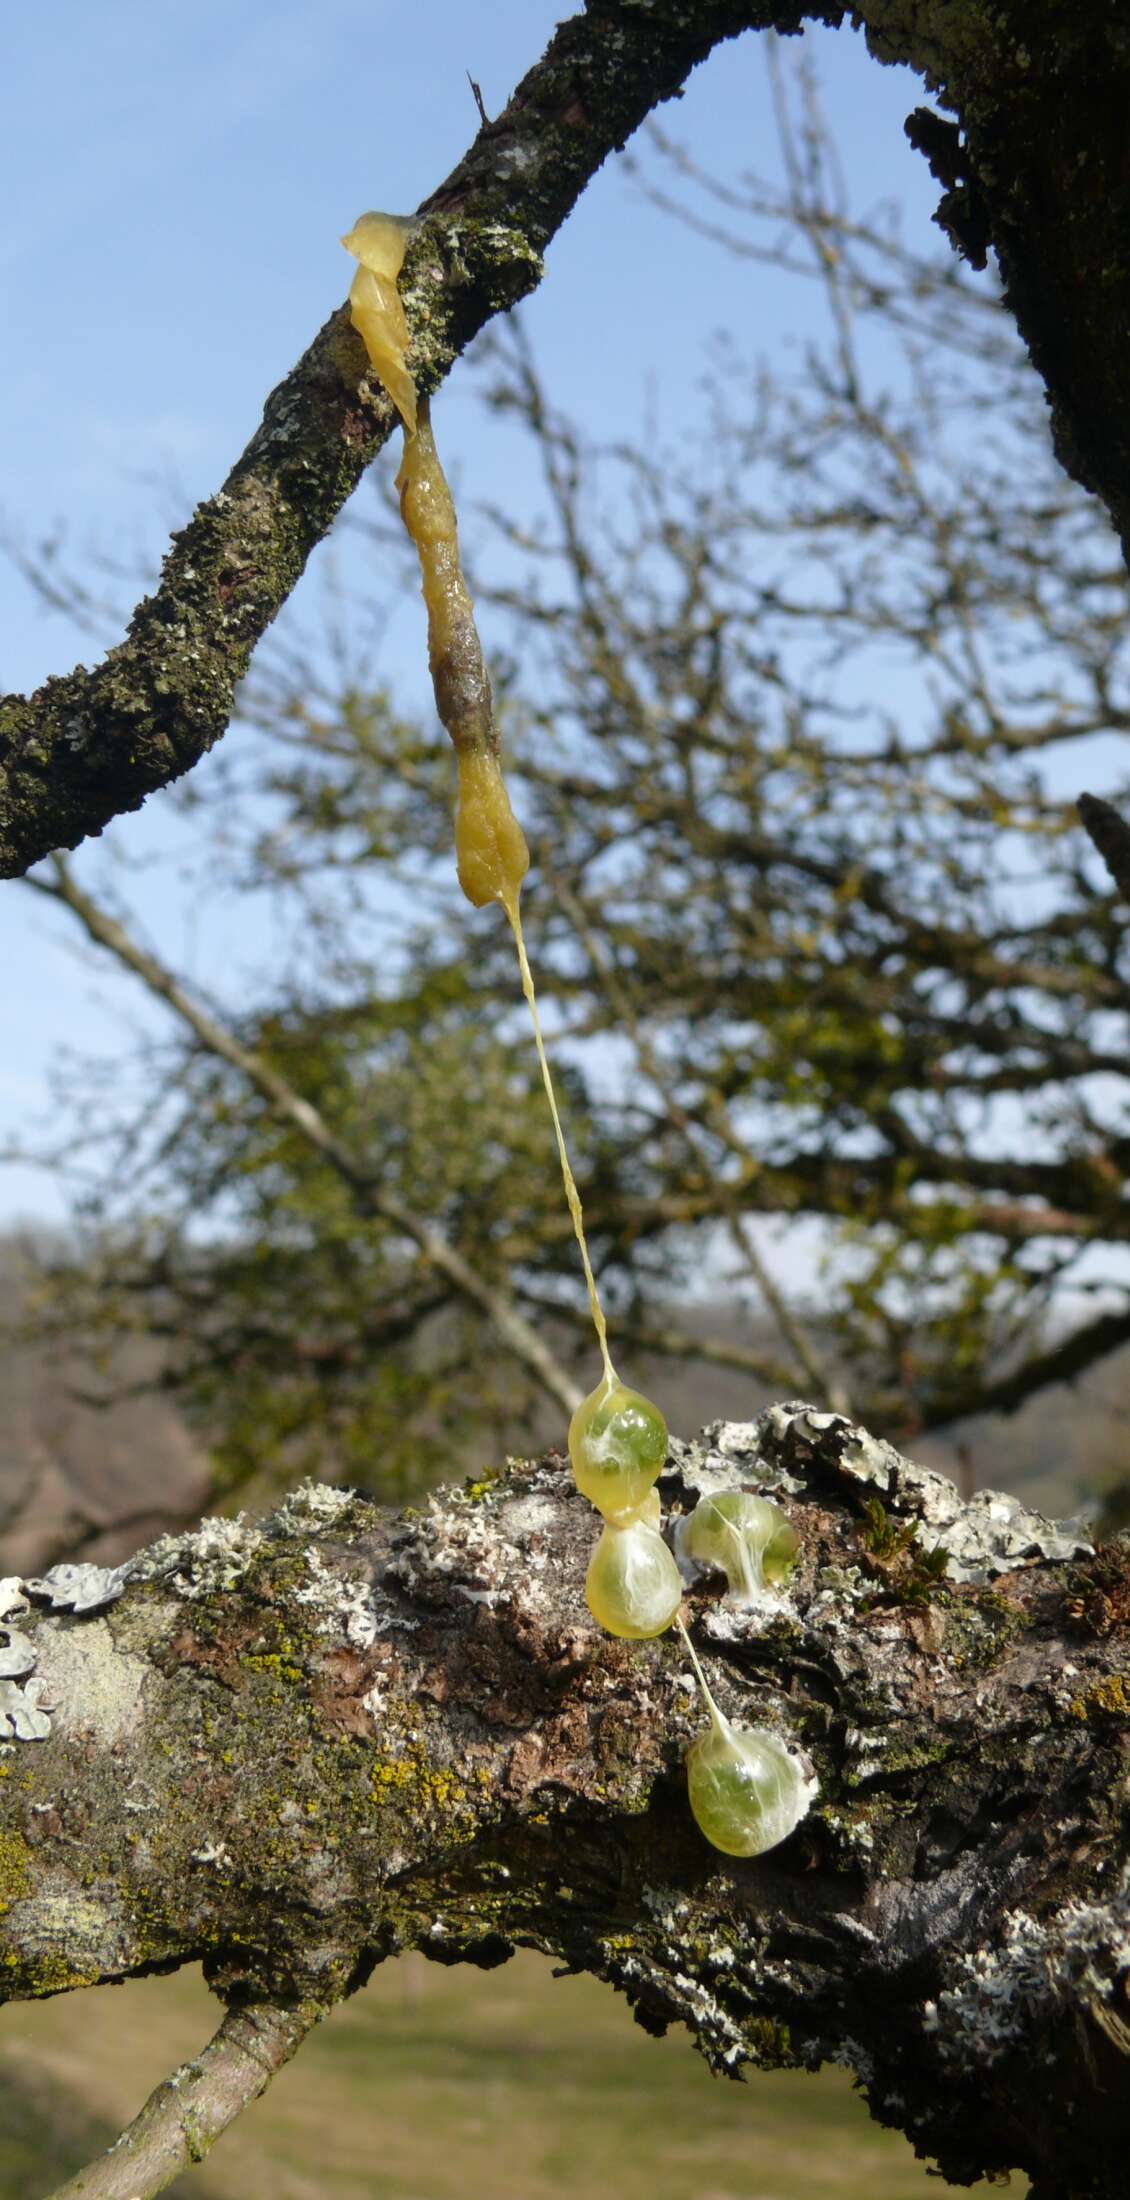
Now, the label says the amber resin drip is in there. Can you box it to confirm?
[504,891,615,1389]
[340,211,418,434]
[343,209,672,1639]
[390,392,613,1388]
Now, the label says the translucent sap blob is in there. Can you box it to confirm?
[569,1381,668,1522]
[685,1721,809,1859]
[585,1517,682,1639]
[340,211,417,433]
[682,1490,799,1600]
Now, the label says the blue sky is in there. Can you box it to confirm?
[0,5,947,1221]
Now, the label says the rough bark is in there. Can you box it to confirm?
[5,1,1130,876]
[1,1405,1125,2199]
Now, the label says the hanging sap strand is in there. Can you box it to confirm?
[340,213,811,1849]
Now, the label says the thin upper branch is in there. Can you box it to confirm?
[0,0,807,880]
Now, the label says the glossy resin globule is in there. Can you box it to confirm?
[677,1618,812,1858]
[684,1717,810,1858]
[586,1516,683,1640]
[569,1380,669,1524]
[682,1490,799,1600]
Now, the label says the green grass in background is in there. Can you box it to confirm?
[0,1951,1028,2199]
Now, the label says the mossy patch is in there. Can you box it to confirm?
[1069,1671,1130,1722]
[0,1831,33,1917]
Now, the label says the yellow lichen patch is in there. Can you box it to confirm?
[340,210,417,433]
[0,1827,33,1916]
[369,1744,476,1841]
[1069,1672,1130,1722]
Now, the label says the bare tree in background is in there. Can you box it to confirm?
[11,56,1130,1527]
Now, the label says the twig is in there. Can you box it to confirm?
[553,876,850,1413]
[1079,792,1130,902]
[45,1998,323,2200]
[29,859,582,1416]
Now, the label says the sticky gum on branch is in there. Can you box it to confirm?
[336,216,811,1860]
[340,212,418,437]
[340,209,672,1614]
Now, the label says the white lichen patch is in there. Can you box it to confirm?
[804,1564,872,1631]
[23,1561,133,1613]
[924,1877,1130,2067]
[272,1481,357,1533]
[190,1839,232,1867]
[32,1621,147,1749]
[391,1491,545,1617]
[0,1579,28,1620]
[491,1492,558,1540]
[669,1421,804,1503]
[0,1676,51,1740]
[128,1514,263,1599]
[17,1885,130,1972]
[292,1546,389,1649]
[670,1967,749,2062]
[0,1624,36,1679]
[763,1404,1093,1582]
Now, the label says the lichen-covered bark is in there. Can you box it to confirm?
[1,1408,1126,2199]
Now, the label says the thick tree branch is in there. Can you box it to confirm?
[45,1998,323,2200]
[1,1406,1121,2197]
[922,1298,1130,1427]
[30,856,582,1416]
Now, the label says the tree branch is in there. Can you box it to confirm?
[44,1999,323,2200]
[1,1405,1120,2196]
[1079,793,1130,904]
[5,2,1130,876]
[0,0,811,880]
[30,856,582,1416]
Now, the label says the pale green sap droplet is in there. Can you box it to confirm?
[683,1490,799,1599]
[586,1517,682,1639]
[686,1722,808,1858]
[569,1381,668,1522]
